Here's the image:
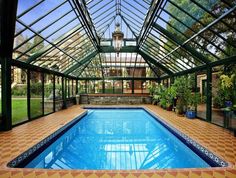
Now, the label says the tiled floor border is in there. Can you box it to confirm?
[7,112,87,168]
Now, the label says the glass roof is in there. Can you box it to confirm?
[13,0,236,79]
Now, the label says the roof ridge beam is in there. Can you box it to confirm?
[70,0,100,48]
[138,0,164,46]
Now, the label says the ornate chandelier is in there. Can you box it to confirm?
[112,23,124,56]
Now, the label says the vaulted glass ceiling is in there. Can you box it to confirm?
[13,0,236,79]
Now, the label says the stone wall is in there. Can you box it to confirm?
[44,98,77,112]
[80,94,152,105]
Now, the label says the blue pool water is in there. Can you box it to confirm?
[25,109,210,169]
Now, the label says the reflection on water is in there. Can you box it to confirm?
[26,109,210,169]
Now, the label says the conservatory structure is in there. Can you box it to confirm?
[0,0,236,177]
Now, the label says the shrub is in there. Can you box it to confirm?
[12,85,27,96]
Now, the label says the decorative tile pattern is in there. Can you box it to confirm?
[144,108,228,167]
[8,112,87,168]
[0,104,236,178]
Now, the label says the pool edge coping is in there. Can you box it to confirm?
[83,106,230,168]
[6,111,88,168]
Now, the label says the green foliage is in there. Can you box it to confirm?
[187,93,201,111]
[172,76,191,114]
[147,82,158,96]
[12,85,27,96]
[30,83,42,97]
[12,83,62,98]
[220,73,236,102]
[220,74,235,89]
[165,86,177,107]
[167,0,218,35]
[44,84,53,98]
[152,84,166,104]
[213,66,236,108]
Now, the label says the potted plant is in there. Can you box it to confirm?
[165,86,177,111]
[220,74,235,107]
[172,76,190,116]
[186,93,201,119]
[153,84,166,105]
[160,97,167,109]
[147,82,157,104]
[147,82,156,97]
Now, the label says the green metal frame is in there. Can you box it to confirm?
[138,50,173,76]
[70,0,99,48]
[64,51,98,75]
[0,0,18,131]
[99,46,138,53]
[152,23,210,64]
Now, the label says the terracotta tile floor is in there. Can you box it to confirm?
[1,105,236,178]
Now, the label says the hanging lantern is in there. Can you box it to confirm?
[112,23,124,56]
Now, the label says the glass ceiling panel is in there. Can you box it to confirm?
[70,59,93,77]
[13,0,236,78]
[86,0,151,38]
[140,0,236,74]
[73,52,159,78]
[14,0,96,75]
[160,0,236,60]
[79,55,103,78]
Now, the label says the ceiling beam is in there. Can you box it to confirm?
[138,50,173,76]
[153,23,210,64]
[77,77,158,80]
[160,55,236,80]
[70,0,100,48]
[120,15,138,39]
[64,51,98,75]
[142,56,161,79]
[138,0,164,46]
[99,46,138,53]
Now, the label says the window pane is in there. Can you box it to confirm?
[114,80,122,94]
[66,79,69,98]
[55,76,63,111]
[196,71,207,120]
[55,76,62,100]
[142,81,149,94]
[87,80,95,94]
[12,67,28,125]
[72,80,76,96]
[134,80,142,93]
[44,74,54,114]
[78,80,86,94]
[123,80,132,94]
[104,80,113,94]
[95,80,103,94]
[30,71,43,118]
